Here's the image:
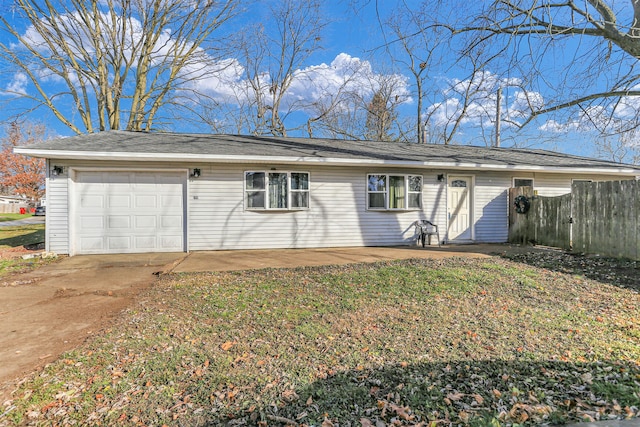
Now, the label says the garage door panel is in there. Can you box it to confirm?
[78,172,104,184]
[135,194,157,208]
[108,194,131,208]
[74,171,185,254]
[109,174,132,184]
[133,173,158,184]
[135,215,157,228]
[80,216,104,230]
[136,236,157,249]
[161,195,182,207]
[79,237,105,252]
[108,215,131,229]
[108,236,132,250]
[160,235,183,250]
[161,215,182,228]
[80,194,104,208]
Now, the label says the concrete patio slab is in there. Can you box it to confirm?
[170,244,534,273]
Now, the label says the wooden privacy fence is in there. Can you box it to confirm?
[0,204,28,214]
[572,180,639,260]
[508,187,572,249]
[508,180,639,260]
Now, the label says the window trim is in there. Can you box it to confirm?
[366,173,423,211]
[512,177,534,188]
[244,170,310,211]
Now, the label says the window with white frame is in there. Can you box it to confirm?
[513,178,534,188]
[367,174,422,210]
[245,171,309,210]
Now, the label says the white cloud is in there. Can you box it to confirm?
[191,53,410,113]
[427,71,544,131]
[9,10,410,124]
[4,73,28,95]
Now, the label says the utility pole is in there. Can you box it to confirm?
[495,87,502,147]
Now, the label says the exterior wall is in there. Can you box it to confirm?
[189,164,437,250]
[473,173,511,243]
[46,161,70,254]
[44,158,636,254]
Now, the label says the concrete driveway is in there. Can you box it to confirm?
[0,244,538,399]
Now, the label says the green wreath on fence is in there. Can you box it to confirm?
[514,195,531,214]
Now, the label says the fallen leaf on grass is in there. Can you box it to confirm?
[446,392,464,401]
[388,402,414,421]
[221,341,237,351]
[322,417,334,427]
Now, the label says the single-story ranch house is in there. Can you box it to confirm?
[15,131,640,256]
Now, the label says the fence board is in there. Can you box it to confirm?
[572,180,639,260]
[508,187,534,244]
[535,193,571,249]
[0,204,28,214]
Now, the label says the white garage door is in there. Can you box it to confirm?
[73,171,185,254]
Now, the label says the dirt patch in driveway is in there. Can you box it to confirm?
[0,252,186,401]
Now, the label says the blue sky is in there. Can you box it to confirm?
[0,0,637,162]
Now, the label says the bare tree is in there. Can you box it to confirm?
[365,89,397,141]
[596,128,640,165]
[304,70,408,141]
[0,0,239,134]
[383,3,448,144]
[223,0,328,137]
[452,0,640,134]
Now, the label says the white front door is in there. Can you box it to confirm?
[73,171,186,254]
[447,176,472,241]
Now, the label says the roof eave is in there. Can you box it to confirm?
[14,148,640,176]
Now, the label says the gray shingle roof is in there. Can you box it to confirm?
[16,130,640,173]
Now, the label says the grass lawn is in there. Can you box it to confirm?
[0,224,44,249]
[0,213,33,222]
[0,224,49,278]
[2,255,639,426]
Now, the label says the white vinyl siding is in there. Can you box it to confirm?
[474,174,511,243]
[535,174,588,197]
[46,161,69,254]
[189,165,429,250]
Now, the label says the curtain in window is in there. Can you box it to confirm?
[389,176,405,209]
[269,173,288,209]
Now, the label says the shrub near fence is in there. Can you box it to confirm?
[509,180,640,261]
